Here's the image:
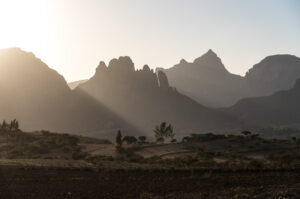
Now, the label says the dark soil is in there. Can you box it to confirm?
[0,167,300,199]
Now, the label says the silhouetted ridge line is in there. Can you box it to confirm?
[77,56,237,136]
[162,50,300,107]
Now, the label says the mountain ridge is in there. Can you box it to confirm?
[77,56,237,135]
[161,50,300,107]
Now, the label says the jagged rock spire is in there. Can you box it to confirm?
[157,71,170,89]
[108,56,135,73]
[143,64,151,72]
[96,61,107,73]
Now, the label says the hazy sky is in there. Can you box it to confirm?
[0,0,299,82]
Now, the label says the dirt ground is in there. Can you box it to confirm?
[0,166,299,199]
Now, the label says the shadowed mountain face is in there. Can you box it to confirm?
[225,79,300,126]
[0,48,140,139]
[77,56,237,135]
[245,55,300,96]
[161,51,300,107]
[0,48,70,128]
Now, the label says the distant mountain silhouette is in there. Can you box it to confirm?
[0,48,140,139]
[161,51,300,107]
[68,79,87,89]
[0,48,236,138]
[225,79,300,126]
[245,54,300,96]
[77,56,237,135]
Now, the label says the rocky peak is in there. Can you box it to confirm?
[157,71,170,89]
[96,61,107,73]
[108,56,135,73]
[0,48,69,92]
[194,49,217,62]
[179,59,188,65]
[143,64,151,72]
[193,49,227,71]
[246,54,300,80]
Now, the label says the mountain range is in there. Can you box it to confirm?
[1,47,300,139]
[160,50,300,107]
[75,56,237,135]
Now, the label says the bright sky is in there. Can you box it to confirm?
[0,0,299,82]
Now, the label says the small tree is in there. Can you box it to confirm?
[0,119,19,131]
[154,122,174,143]
[116,130,123,146]
[1,120,8,131]
[9,119,18,131]
[242,130,252,136]
[171,138,177,143]
[15,120,19,130]
[182,136,190,143]
[156,137,164,144]
[138,136,147,144]
[122,136,137,144]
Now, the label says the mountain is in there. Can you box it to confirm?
[160,50,246,107]
[244,54,300,96]
[0,48,139,139]
[0,48,70,128]
[68,79,88,89]
[77,56,237,135]
[161,51,300,107]
[225,79,300,126]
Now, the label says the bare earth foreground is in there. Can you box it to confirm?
[0,165,299,199]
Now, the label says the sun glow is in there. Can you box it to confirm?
[0,0,55,57]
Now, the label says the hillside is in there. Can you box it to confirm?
[225,79,300,126]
